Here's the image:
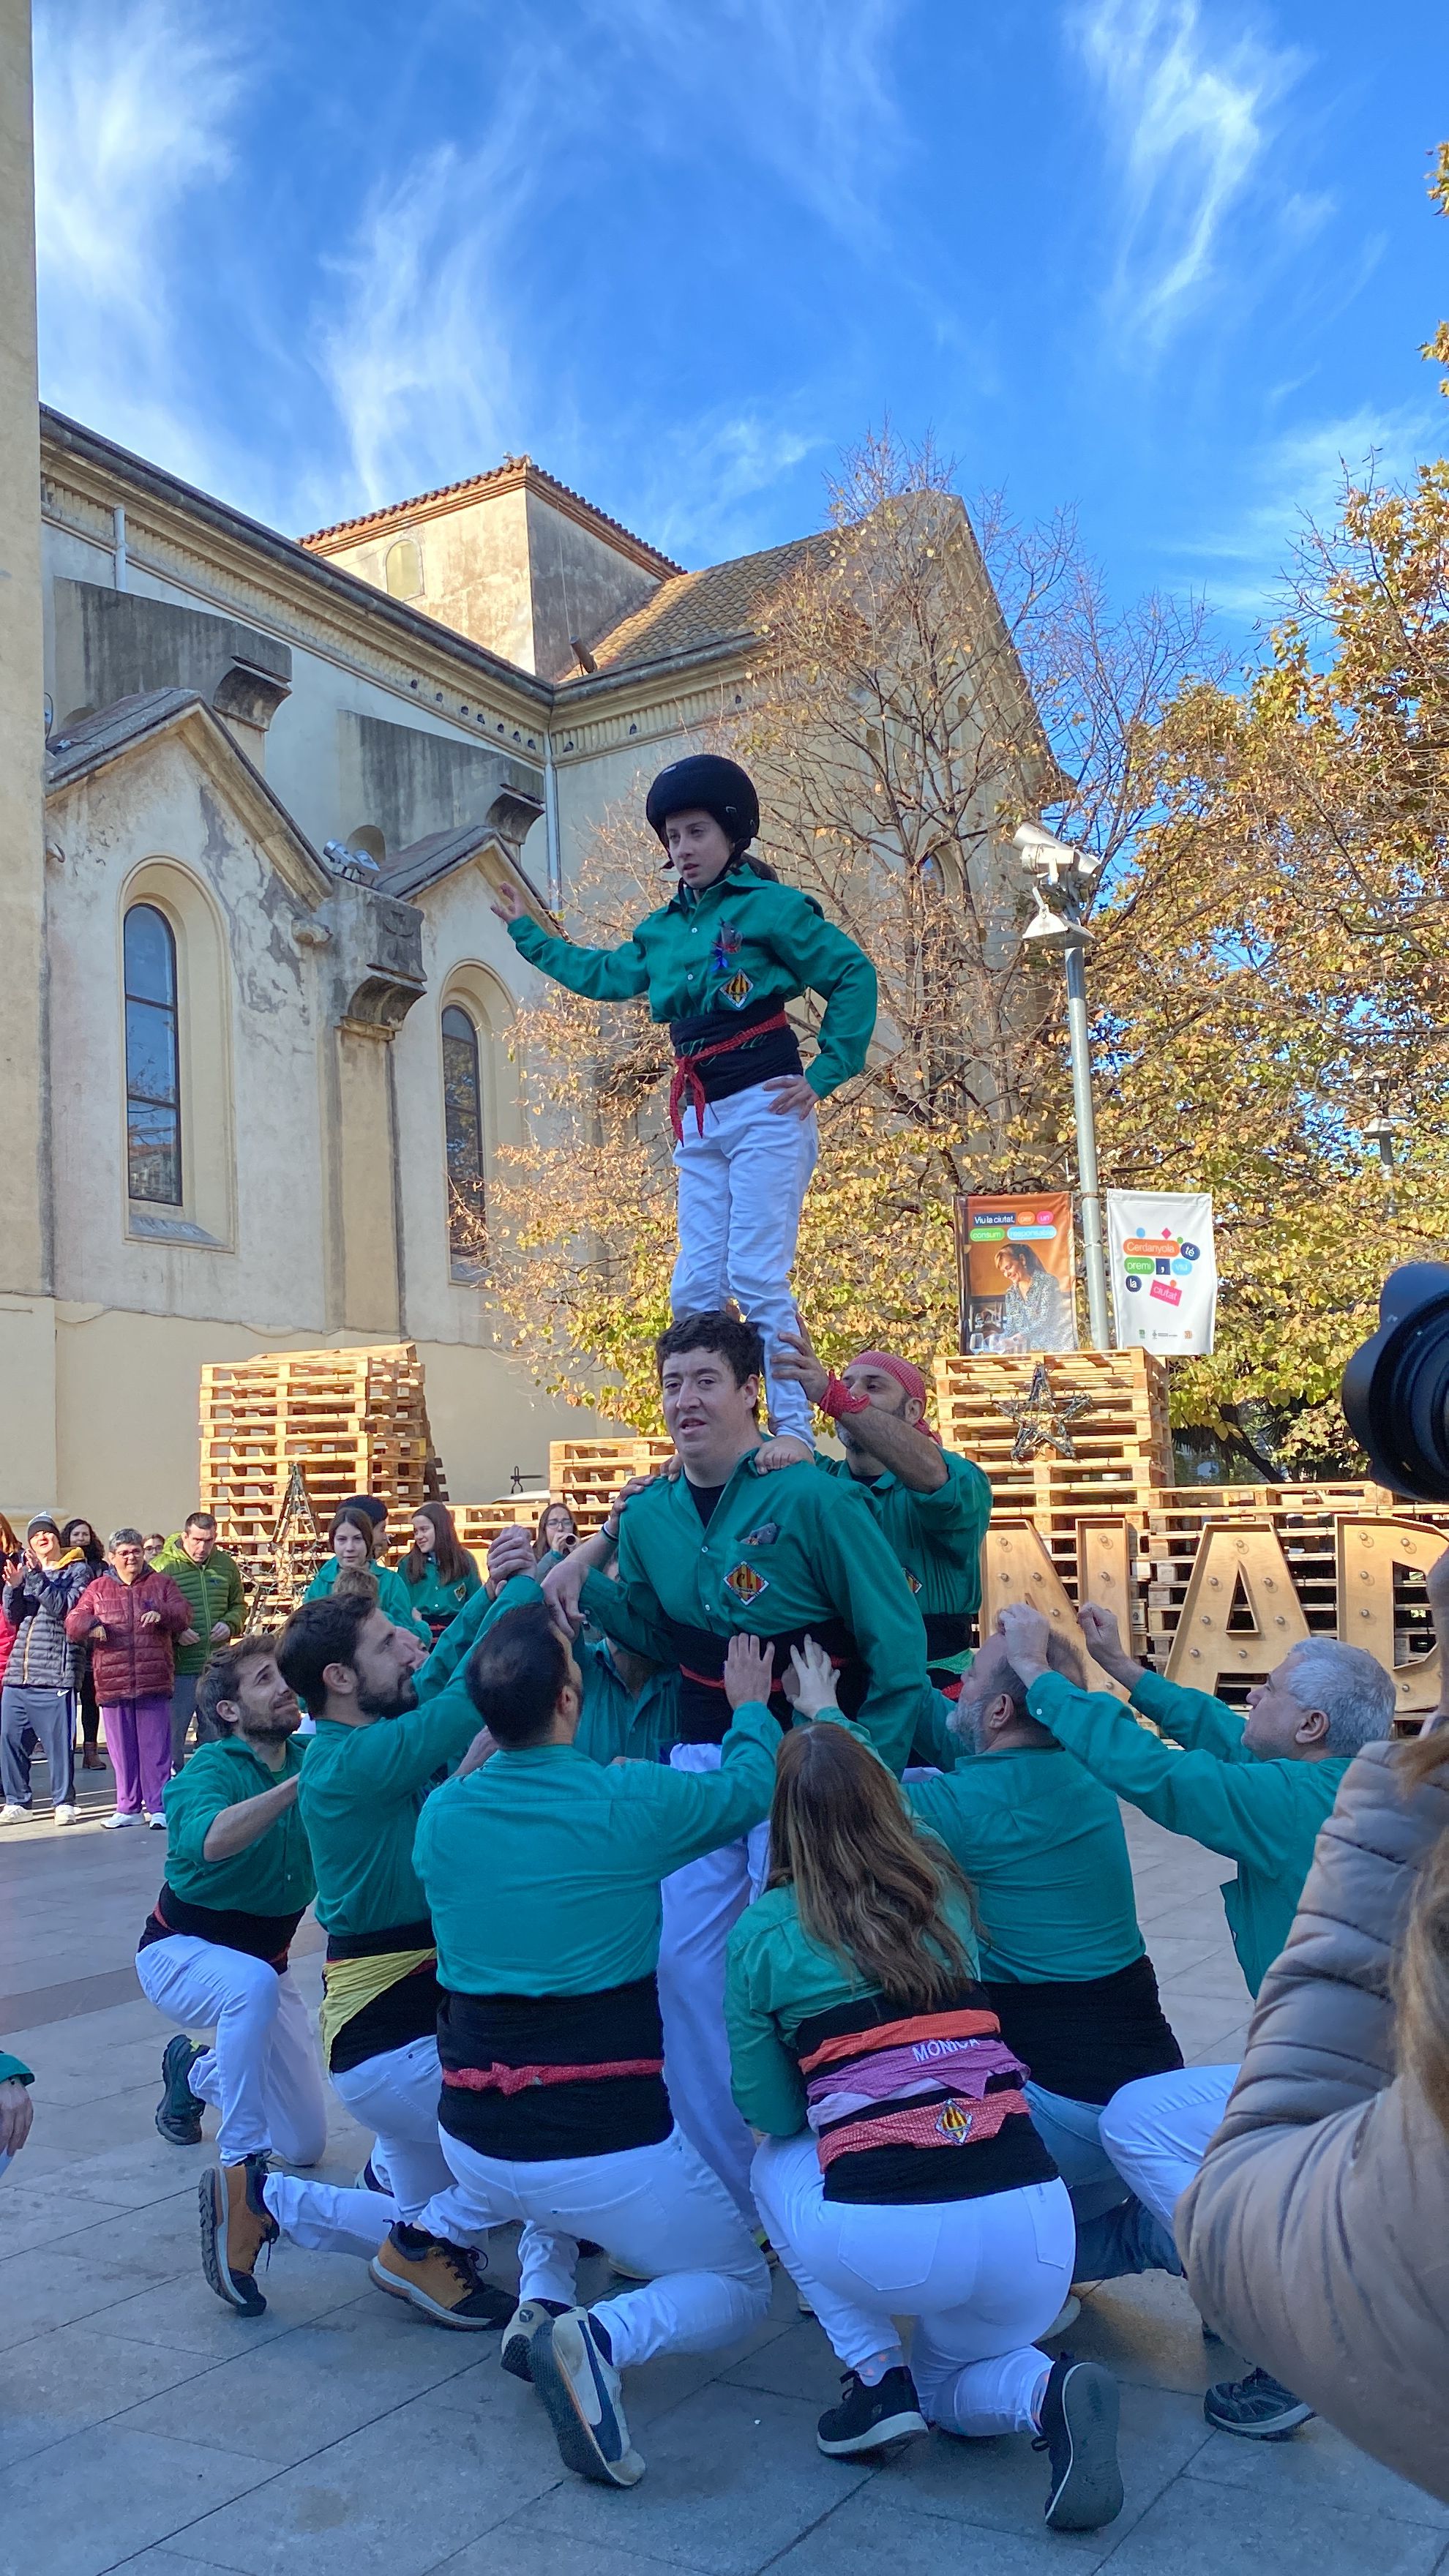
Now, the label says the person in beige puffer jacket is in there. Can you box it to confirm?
[1178,1706,1449,2505]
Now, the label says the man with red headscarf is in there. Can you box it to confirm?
[771,1324,992,1684]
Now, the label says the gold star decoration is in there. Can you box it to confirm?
[997,1361,1093,1462]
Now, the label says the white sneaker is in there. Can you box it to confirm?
[53,1802,80,1826]
[146,1813,166,1830]
[103,1810,141,1829]
[0,1803,30,1823]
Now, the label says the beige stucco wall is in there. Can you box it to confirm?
[0,1303,602,1538]
[0,0,56,1497]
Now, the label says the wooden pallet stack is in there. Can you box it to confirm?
[454,1497,547,1574]
[200,1344,438,1600]
[932,1349,1172,1525]
[549,1436,675,1534]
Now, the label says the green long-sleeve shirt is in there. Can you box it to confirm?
[401,1555,482,1633]
[1027,1666,1351,1998]
[579,1449,929,1776]
[414,1698,779,1996]
[575,1633,681,1767]
[815,1447,992,1618]
[726,1869,981,2137]
[905,1745,1145,1983]
[302,1553,432,1644]
[160,1734,315,1916]
[298,1576,537,1938]
[508,862,877,1101]
[155,1540,247,1677]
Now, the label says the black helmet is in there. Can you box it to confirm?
[645,754,760,854]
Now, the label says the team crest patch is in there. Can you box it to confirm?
[905,1569,923,1594]
[935,2100,973,2145]
[718,970,755,1008]
[744,1522,779,1547]
[724,1562,769,1605]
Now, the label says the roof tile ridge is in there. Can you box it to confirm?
[299,456,683,574]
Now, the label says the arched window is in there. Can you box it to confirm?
[385,537,423,600]
[441,1003,486,1270]
[123,902,181,1205]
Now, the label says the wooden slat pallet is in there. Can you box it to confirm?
[199,1343,441,1602]
[932,1349,1172,1521]
[549,1436,675,1533]
[454,1497,547,1573]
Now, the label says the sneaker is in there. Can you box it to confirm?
[0,1804,31,1823]
[53,1802,80,1826]
[146,1813,166,1830]
[1034,2354,1123,2531]
[501,2295,569,2384]
[1204,2367,1314,2440]
[530,2308,645,2487]
[353,2156,391,2194]
[156,2034,206,2146]
[200,2158,277,2316]
[103,1810,141,1828]
[816,2365,928,2458]
[369,2225,513,2329]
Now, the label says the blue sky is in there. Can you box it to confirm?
[30,0,1449,637]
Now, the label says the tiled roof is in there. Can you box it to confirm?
[576,531,833,676]
[377,823,552,919]
[45,688,207,786]
[299,457,682,580]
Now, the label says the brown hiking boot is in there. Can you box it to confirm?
[368,2223,512,2329]
[200,2157,278,2315]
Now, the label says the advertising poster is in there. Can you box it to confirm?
[1107,1191,1217,1355]
[954,1192,1079,1354]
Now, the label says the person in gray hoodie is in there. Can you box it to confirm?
[1,1516,91,1824]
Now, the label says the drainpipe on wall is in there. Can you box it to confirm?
[543,727,563,913]
[113,504,127,592]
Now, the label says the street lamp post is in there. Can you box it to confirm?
[1012,821,1112,1349]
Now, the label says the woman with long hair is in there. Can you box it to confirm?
[301,1509,430,1641]
[534,1499,577,1576]
[724,1649,1122,2534]
[400,1501,482,1641]
[61,1517,107,1768]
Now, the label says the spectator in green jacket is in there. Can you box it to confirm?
[303,1509,431,1644]
[399,1502,482,1642]
[158,1514,246,1771]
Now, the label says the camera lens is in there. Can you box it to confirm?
[1342,1263,1449,1501]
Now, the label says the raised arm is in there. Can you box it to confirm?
[503,906,651,1003]
[807,1481,929,1776]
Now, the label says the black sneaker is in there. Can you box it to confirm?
[353,2157,390,2194]
[816,2366,928,2457]
[155,2034,206,2146]
[501,2295,569,2383]
[1204,2367,1314,2440]
[1034,2354,1123,2531]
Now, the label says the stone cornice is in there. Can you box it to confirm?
[40,409,553,730]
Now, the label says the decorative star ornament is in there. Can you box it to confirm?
[997,1361,1093,1462]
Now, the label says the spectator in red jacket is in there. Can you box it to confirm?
[66,1532,193,1829]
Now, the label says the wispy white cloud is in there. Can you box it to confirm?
[1176,404,1432,612]
[1071,0,1304,352]
[32,0,254,474]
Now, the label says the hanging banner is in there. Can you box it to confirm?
[954,1192,1079,1354]
[1107,1191,1217,1355]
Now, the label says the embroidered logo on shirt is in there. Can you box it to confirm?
[724,1562,769,1605]
[718,970,755,1008]
[935,2100,973,2144]
[744,1523,779,1547]
[710,921,743,975]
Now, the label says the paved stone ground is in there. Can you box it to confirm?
[1,1760,1443,2576]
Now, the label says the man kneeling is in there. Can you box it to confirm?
[410,1603,775,2488]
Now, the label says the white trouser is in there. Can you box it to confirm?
[1098,2064,1238,2231]
[671,1082,819,1443]
[657,1742,771,2220]
[416,2122,771,2371]
[135,1936,328,2168]
[752,2133,1074,2434]
[327,2034,457,2227]
[263,2169,400,2260]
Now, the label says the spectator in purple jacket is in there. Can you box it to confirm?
[67,1532,193,1829]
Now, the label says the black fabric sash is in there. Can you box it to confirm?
[668,991,801,1104]
[138,1883,305,1971]
[983,1954,1183,2106]
[437,1975,670,2161]
[665,1616,864,1743]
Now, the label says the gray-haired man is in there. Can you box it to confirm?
[998,1598,1393,2444]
